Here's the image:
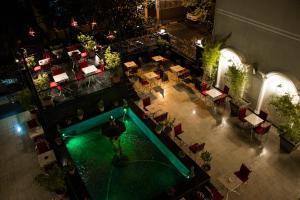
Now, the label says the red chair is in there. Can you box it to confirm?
[33,65,42,72]
[259,110,268,121]
[76,71,85,81]
[200,82,208,97]
[51,67,63,76]
[50,82,62,96]
[154,112,168,122]
[138,77,150,91]
[209,186,224,200]
[189,143,205,153]
[142,97,151,110]
[238,108,247,123]
[253,122,271,143]
[79,60,88,69]
[174,123,184,137]
[234,163,251,183]
[222,85,230,96]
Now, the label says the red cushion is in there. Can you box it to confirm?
[33,66,41,72]
[50,82,58,88]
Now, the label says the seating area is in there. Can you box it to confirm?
[26,118,57,169]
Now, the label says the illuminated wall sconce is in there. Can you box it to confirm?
[28,27,36,37]
[195,39,203,47]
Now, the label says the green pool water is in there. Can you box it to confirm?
[62,107,190,200]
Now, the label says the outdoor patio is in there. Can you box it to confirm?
[133,67,300,200]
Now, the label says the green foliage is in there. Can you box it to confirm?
[157,37,170,51]
[104,46,121,70]
[16,88,34,110]
[270,95,300,142]
[97,99,104,108]
[34,164,66,193]
[33,72,49,92]
[202,34,231,81]
[201,150,212,162]
[182,0,214,22]
[26,55,36,69]
[225,65,248,102]
[77,33,96,52]
[182,0,200,7]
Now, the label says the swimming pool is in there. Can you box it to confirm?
[61,107,190,200]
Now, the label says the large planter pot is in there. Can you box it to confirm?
[279,134,300,153]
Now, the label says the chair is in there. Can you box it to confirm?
[35,139,51,154]
[51,67,63,76]
[174,123,184,137]
[259,110,268,121]
[142,97,151,110]
[200,82,208,98]
[205,185,224,200]
[79,60,88,69]
[222,85,230,96]
[27,119,39,129]
[138,77,150,92]
[234,163,251,183]
[189,143,205,154]
[238,108,247,123]
[154,112,168,123]
[253,122,271,142]
[50,82,62,96]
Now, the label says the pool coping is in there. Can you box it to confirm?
[128,101,210,199]
[59,102,210,200]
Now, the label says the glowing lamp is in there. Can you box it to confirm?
[71,18,78,27]
[196,39,203,47]
[28,27,36,37]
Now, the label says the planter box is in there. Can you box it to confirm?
[229,98,251,117]
[279,134,300,153]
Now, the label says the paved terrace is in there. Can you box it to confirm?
[133,68,300,200]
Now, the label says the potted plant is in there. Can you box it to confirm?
[156,36,170,55]
[63,160,76,175]
[200,150,212,171]
[104,46,121,83]
[25,54,36,69]
[163,117,176,136]
[97,99,105,112]
[225,64,250,116]
[270,94,300,153]
[33,72,53,107]
[201,34,231,86]
[77,33,97,57]
[35,164,66,198]
[155,122,164,134]
[77,108,84,120]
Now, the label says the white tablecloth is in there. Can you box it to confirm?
[53,72,69,83]
[81,65,98,75]
[244,113,264,127]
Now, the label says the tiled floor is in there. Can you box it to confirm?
[0,112,54,200]
[134,70,300,200]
